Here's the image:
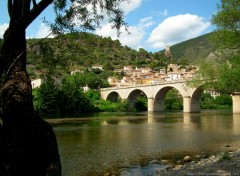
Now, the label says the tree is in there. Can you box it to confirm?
[211,0,240,48]
[191,0,240,94]
[0,0,127,175]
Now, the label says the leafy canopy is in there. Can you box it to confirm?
[191,0,240,94]
[211,0,240,48]
[48,0,129,35]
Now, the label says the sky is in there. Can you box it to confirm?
[0,0,220,52]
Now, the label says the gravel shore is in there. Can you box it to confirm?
[155,149,240,176]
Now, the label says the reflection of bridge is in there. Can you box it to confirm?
[100,80,240,113]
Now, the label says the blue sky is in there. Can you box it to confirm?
[0,0,220,52]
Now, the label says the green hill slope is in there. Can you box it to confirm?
[0,32,219,79]
[166,32,218,63]
[26,32,155,78]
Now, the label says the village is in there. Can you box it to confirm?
[108,63,198,87]
[31,63,198,88]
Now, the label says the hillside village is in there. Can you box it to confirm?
[31,63,198,89]
[30,43,200,89]
[108,63,198,87]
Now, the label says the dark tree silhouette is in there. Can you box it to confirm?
[0,0,127,175]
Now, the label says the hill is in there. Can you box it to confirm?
[26,32,156,79]
[159,32,218,63]
[0,32,219,79]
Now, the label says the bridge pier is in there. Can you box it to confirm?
[148,98,164,112]
[148,98,154,112]
[183,96,191,113]
[232,92,240,113]
[183,96,200,113]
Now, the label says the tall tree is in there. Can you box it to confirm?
[211,0,240,48]
[190,0,240,93]
[0,0,127,175]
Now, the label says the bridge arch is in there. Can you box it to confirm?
[106,91,120,102]
[152,86,184,112]
[189,86,204,113]
[127,89,147,111]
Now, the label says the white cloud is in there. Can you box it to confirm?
[139,17,155,28]
[28,23,55,39]
[147,14,211,49]
[0,23,9,38]
[120,0,142,15]
[96,24,144,49]
[36,23,55,38]
[96,16,154,50]
[151,9,168,18]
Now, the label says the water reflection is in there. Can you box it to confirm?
[233,114,240,134]
[53,110,240,176]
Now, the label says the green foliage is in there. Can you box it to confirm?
[217,55,240,93]
[201,93,217,109]
[26,32,158,79]
[85,90,101,101]
[190,0,240,95]
[51,0,128,35]
[33,75,126,114]
[215,94,232,107]
[200,93,232,109]
[94,99,129,112]
[211,0,240,48]
[33,76,96,114]
[135,96,147,112]
[158,33,218,63]
[193,54,240,94]
[57,88,95,113]
[33,79,59,114]
[26,30,227,81]
[164,89,183,111]
[219,152,231,160]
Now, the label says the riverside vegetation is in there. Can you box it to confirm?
[32,73,232,115]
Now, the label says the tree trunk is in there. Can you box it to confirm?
[0,9,61,176]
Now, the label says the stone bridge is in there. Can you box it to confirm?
[100,80,240,113]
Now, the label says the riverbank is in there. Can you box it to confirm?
[155,149,240,176]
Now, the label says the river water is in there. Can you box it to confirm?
[51,110,240,176]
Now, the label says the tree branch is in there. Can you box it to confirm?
[7,0,13,17]
[23,0,31,19]
[32,0,38,7]
[25,0,54,28]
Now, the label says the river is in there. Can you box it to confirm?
[50,110,240,176]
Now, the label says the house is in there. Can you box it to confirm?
[108,77,119,86]
[31,79,42,89]
[71,69,84,75]
[204,89,220,98]
[92,65,103,70]
[123,66,133,70]
[165,72,183,81]
[168,63,179,72]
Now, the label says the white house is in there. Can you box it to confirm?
[165,72,183,81]
[31,79,42,89]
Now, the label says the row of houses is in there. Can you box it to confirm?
[108,64,198,86]
[31,64,198,88]
[31,64,221,98]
